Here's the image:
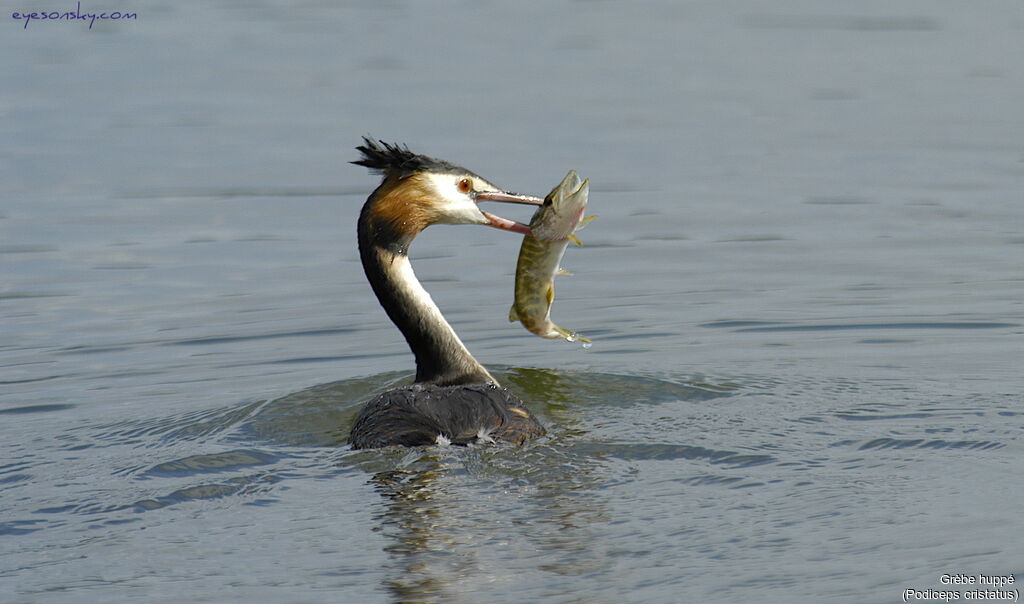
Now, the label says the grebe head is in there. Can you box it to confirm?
[353,138,541,242]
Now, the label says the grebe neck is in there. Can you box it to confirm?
[358,214,496,386]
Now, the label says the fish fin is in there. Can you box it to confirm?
[556,267,573,276]
[545,283,555,306]
[567,233,583,246]
[580,215,598,225]
[508,305,518,322]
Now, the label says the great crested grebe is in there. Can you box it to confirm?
[348,138,546,449]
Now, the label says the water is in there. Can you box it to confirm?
[3,1,1023,602]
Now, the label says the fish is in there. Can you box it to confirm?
[509,169,592,342]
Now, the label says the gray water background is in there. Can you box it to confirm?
[2,1,1023,602]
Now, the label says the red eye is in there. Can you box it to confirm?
[457,178,472,193]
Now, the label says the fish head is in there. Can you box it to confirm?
[530,170,590,241]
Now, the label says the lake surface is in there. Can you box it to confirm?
[3,1,1023,602]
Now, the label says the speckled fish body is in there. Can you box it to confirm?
[509,170,590,342]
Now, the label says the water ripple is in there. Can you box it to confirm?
[164,327,359,347]
[569,442,776,467]
[142,449,281,478]
[92,401,266,446]
[0,403,76,415]
[857,438,1003,451]
[702,321,1019,333]
[133,472,283,511]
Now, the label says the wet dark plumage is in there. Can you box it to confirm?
[349,383,545,449]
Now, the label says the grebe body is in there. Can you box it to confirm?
[348,139,545,449]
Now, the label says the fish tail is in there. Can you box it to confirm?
[554,325,589,343]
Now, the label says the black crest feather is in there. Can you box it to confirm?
[352,137,473,179]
